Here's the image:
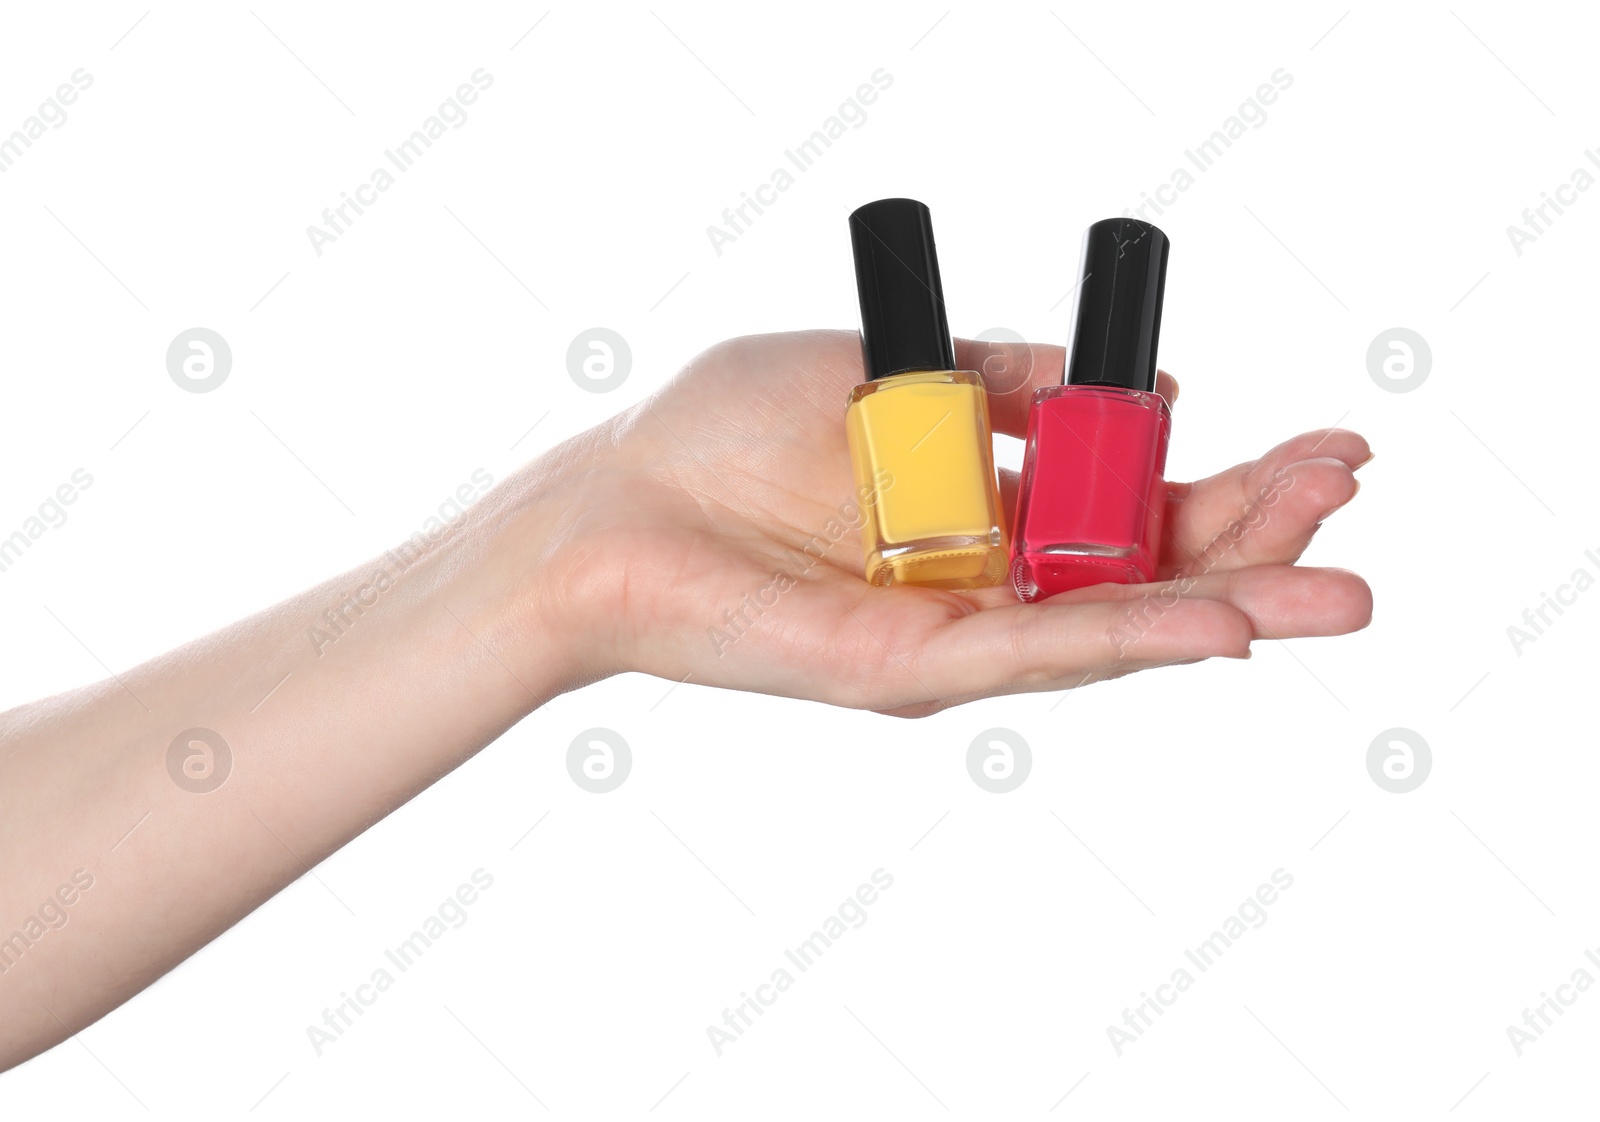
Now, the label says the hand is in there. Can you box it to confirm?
[512,330,1372,716]
[0,329,1373,1068]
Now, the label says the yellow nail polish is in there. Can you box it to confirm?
[846,200,1007,589]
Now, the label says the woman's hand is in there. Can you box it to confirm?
[0,328,1371,1070]
[503,330,1372,716]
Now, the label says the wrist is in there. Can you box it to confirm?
[453,439,624,707]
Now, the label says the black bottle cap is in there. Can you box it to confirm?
[849,198,957,380]
[1064,218,1170,392]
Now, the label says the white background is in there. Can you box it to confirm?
[0,2,1594,1118]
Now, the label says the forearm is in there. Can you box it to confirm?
[0,458,577,1070]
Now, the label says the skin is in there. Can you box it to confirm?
[0,330,1371,1070]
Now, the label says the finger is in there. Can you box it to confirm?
[954,338,1180,439]
[1161,429,1371,577]
[955,337,1062,438]
[1155,369,1178,406]
[1047,565,1373,650]
[1160,457,1358,577]
[875,655,1200,719]
[898,590,1254,704]
[887,563,1369,707]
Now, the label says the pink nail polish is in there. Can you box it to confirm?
[1011,219,1172,600]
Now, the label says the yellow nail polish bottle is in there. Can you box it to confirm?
[845,199,1007,589]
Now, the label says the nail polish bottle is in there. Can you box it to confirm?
[845,198,1007,589]
[1011,218,1172,600]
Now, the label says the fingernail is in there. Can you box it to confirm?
[1352,450,1376,470]
[1316,479,1359,521]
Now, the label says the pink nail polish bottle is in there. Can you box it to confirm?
[1011,219,1172,600]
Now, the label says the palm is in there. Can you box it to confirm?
[561,331,1371,716]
